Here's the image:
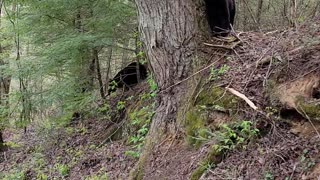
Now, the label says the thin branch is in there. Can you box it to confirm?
[226,87,258,110]
[159,54,227,94]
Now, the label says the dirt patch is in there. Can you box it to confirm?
[143,139,209,179]
[275,74,320,109]
[290,121,320,139]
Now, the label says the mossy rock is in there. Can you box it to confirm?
[185,108,209,147]
[185,87,240,147]
[297,98,320,121]
[196,87,239,111]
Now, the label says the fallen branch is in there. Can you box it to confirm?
[204,41,241,50]
[296,105,320,139]
[226,87,258,110]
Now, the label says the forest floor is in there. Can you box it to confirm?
[1,19,320,179]
[0,117,137,179]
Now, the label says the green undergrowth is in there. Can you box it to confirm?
[297,97,320,121]
[185,86,240,147]
[125,102,155,158]
[191,121,259,180]
[125,76,157,158]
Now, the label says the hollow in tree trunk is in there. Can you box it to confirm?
[131,0,208,178]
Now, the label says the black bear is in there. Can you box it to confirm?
[204,0,236,36]
[108,62,148,95]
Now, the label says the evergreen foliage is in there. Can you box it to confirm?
[0,0,137,129]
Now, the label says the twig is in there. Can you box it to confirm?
[263,54,274,87]
[289,163,297,180]
[159,54,227,94]
[230,24,243,43]
[161,131,177,159]
[244,46,273,91]
[211,36,236,43]
[204,41,241,50]
[98,120,126,147]
[296,105,320,139]
[226,87,258,110]
[288,67,319,83]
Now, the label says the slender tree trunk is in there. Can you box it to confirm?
[121,40,130,68]
[289,0,297,27]
[135,32,141,83]
[256,0,264,25]
[94,48,105,99]
[312,1,320,18]
[131,0,207,178]
[105,39,114,93]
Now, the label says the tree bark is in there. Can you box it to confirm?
[256,0,264,25]
[0,1,11,144]
[289,0,297,27]
[131,0,206,178]
[136,0,201,133]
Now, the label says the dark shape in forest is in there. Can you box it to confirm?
[204,0,236,36]
[108,62,148,95]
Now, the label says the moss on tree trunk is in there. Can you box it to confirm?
[130,0,209,179]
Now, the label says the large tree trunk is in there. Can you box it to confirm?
[131,0,207,178]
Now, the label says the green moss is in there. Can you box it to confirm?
[197,87,239,111]
[185,87,239,147]
[297,98,320,121]
[190,145,223,180]
[190,165,207,180]
[185,108,209,147]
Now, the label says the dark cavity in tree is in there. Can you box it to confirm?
[108,62,148,95]
[204,0,235,36]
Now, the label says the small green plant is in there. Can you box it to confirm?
[1,169,25,180]
[108,80,118,93]
[265,106,278,117]
[141,75,158,100]
[36,172,48,180]
[55,163,69,177]
[203,161,215,171]
[300,149,316,171]
[264,172,274,180]
[214,121,259,152]
[209,64,230,80]
[125,105,155,158]
[98,103,111,113]
[4,141,21,148]
[116,101,126,111]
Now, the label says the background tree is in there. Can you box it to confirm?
[0,0,12,150]
[0,0,138,142]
